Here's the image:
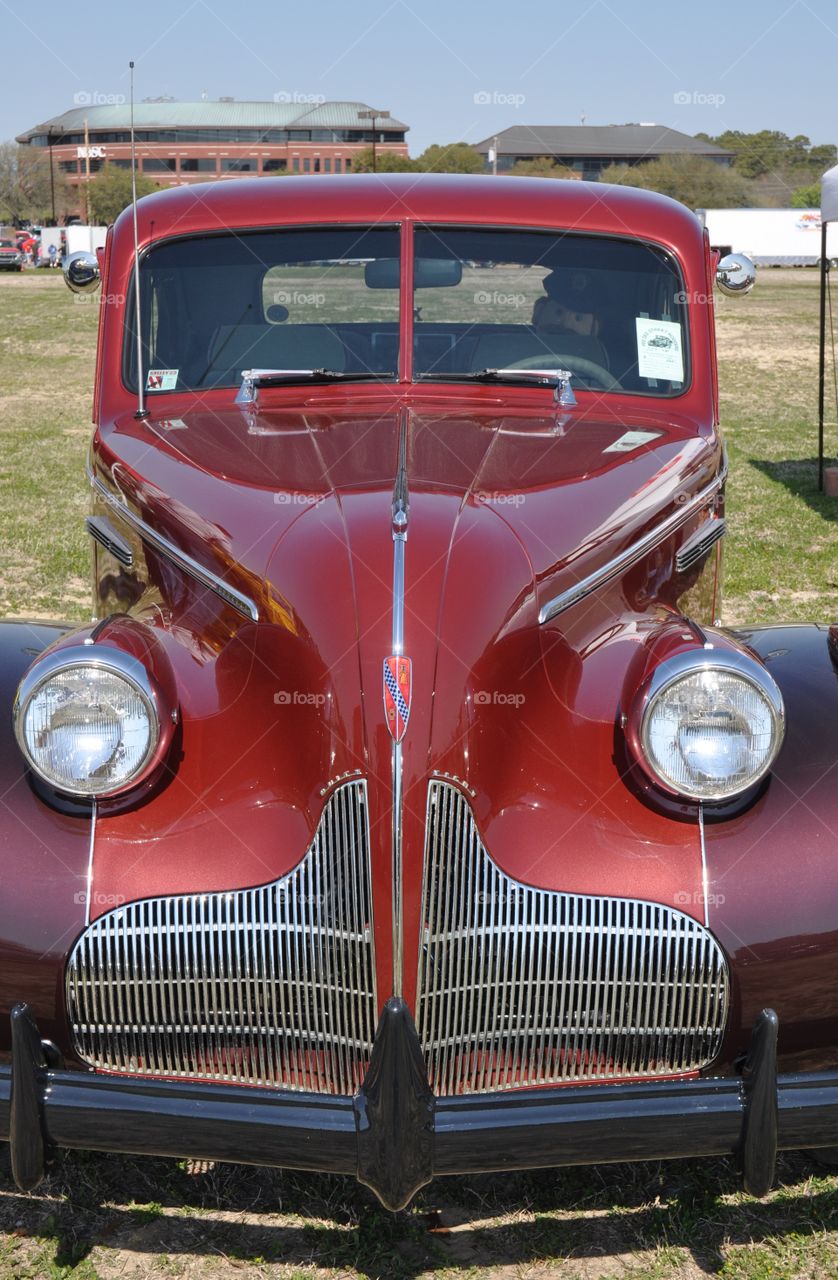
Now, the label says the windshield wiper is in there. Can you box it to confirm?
[236,368,396,405]
[417,367,577,406]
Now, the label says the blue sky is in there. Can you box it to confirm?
[3,0,837,155]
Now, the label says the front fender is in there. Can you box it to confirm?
[0,621,92,1055]
[706,624,838,1074]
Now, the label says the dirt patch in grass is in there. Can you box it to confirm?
[0,1149,836,1278]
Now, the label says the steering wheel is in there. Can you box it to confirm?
[503,353,622,391]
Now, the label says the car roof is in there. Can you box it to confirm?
[116,173,703,257]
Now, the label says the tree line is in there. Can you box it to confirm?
[1,130,835,226]
[356,131,836,209]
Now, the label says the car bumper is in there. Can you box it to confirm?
[4,1002,838,1210]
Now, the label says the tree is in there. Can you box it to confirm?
[509,157,577,179]
[697,130,837,181]
[0,141,71,224]
[351,148,418,173]
[598,155,752,209]
[86,165,160,224]
[415,142,484,174]
[810,144,838,174]
[351,142,484,174]
[791,182,821,208]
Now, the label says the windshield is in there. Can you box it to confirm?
[123,223,688,398]
[125,226,400,393]
[413,227,689,396]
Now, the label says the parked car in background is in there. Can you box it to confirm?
[0,239,24,271]
[1,175,837,1211]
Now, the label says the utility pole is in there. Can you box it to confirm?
[82,117,91,223]
[48,136,56,223]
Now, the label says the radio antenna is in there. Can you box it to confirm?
[129,60,148,419]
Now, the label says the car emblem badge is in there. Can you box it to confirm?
[384,656,412,742]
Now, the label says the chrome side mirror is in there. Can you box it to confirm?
[63,250,100,294]
[716,253,756,297]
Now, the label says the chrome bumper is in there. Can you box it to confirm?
[4,1002,838,1211]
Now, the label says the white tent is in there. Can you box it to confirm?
[821,164,838,223]
[818,165,838,486]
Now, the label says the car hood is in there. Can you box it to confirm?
[90,397,719,960]
[96,396,717,620]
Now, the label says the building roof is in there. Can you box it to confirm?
[17,100,409,140]
[473,124,732,159]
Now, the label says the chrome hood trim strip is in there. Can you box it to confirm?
[87,466,259,622]
[389,411,409,998]
[538,464,727,625]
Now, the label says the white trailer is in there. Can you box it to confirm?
[698,208,838,266]
[64,225,108,256]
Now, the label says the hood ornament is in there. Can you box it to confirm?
[554,370,577,408]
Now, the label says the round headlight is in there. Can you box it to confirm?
[14,647,162,798]
[633,651,785,802]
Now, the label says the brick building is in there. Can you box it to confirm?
[17,99,409,211]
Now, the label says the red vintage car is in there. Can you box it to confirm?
[2,175,837,1210]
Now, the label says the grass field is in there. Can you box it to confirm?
[0,269,837,1278]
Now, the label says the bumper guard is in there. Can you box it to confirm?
[3,1002,838,1210]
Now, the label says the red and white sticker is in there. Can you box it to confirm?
[146,369,178,391]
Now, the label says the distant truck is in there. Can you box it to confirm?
[698,208,838,266]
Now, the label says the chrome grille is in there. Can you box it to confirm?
[67,780,376,1095]
[416,780,728,1096]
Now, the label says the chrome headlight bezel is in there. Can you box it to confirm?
[13,644,168,799]
[628,648,786,804]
